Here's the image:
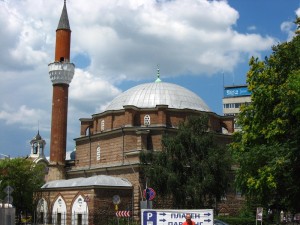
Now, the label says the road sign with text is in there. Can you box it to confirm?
[141,209,213,225]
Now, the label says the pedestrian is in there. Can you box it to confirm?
[183,213,195,225]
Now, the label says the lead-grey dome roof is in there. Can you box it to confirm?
[41,175,132,189]
[105,82,211,112]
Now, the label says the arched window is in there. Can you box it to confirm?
[100,120,105,131]
[144,115,151,126]
[33,143,38,154]
[96,145,101,161]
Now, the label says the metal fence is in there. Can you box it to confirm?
[32,212,88,225]
[32,211,133,225]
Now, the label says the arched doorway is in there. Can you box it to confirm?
[36,198,48,224]
[52,196,67,225]
[71,195,89,225]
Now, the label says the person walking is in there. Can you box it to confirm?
[183,213,195,225]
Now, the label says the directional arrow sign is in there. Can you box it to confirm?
[142,209,214,225]
[116,211,131,217]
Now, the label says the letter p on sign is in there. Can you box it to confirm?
[143,210,157,225]
[147,212,153,220]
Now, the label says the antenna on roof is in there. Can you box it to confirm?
[222,71,225,97]
[222,70,224,87]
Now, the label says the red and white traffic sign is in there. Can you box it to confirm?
[116,211,131,217]
[143,187,156,201]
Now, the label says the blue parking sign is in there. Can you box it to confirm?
[141,209,214,225]
[143,210,157,225]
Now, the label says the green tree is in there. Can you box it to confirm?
[140,115,231,209]
[0,158,46,223]
[231,19,300,216]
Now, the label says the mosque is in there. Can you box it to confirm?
[32,1,238,225]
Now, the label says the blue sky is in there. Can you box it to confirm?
[0,0,299,158]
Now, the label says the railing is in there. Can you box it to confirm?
[33,212,78,225]
[31,211,134,225]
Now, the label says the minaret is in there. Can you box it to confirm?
[47,0,75,181]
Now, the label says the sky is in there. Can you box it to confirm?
[0,0,299,158]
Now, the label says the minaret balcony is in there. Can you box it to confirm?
[49,62,75,85]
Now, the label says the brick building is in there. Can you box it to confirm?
[35,1,236,225]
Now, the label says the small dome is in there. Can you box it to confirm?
[70,150,76,160]
[65,150,76,160]
[105,82,210,112]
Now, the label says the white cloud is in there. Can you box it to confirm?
[0,0,284,156]
[68,0,276,79]
[0,0,277,78]
[281,21,296,41]
[296,7,300,17]
[279,6,300,41]
[0,104,49,129]
[247,25,256,31]
[70,69,122,114]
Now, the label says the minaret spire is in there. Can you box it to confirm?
[47,0,75,181]
[57,0,70,30]
[155,65,162,83]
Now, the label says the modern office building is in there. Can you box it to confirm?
[223,85,251,131]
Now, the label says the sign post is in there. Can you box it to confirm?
[113,195,121,210]
[4,186,14,206]
[143,187,156,209]
[256,207,263,225]
[113,195,121,225]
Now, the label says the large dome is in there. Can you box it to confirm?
[105,81,211,112]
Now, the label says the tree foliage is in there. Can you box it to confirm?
[231,19,300,213]
[0,158,46,218]
[140,115,231,209]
